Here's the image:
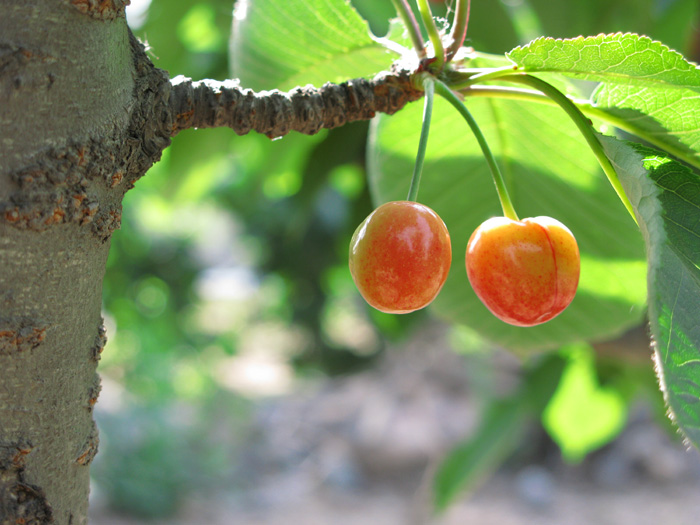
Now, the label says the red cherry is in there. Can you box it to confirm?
[466,216,580,326]
[349,201,452,314]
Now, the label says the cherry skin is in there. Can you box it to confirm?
[466,216,580,327]
[349,201,452,314]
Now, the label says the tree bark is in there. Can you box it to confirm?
[167,66,423,138]
[1,2,143,523]
[0,2,422,522]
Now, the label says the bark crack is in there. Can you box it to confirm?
[74,422,99,467]
[0,442,54,524]
[0,32,169,240]
[0,323,47,356]
[68,0,129,20]
[90,322,107,362]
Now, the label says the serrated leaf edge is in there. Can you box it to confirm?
[506,32,700,89]
[508,32,689,64]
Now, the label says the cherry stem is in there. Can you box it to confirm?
[501,74,637,224]
[445,0,470,61]
[459,83,700,188]
[433,78,519,221]
[417,0,445,72]
[407,75,435,202]
[389,0,427,59]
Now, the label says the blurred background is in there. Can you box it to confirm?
[91,1,700,523]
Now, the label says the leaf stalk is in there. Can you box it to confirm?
[457,82,700,175]
[389,0,427,59]
[446,0,471,61]
[501,74,637,224]
[417,0,446,71]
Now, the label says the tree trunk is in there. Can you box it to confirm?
[0,2,149,522]
[1,2,420,522]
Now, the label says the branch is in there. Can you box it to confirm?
[167,67,424,139]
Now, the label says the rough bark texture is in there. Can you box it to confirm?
[168,68,424,139]
[0,1,423,522]
[0,2,162,523]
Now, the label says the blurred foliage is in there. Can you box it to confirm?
[92,393,251,518]
[542,344,627,463]
[96,0,700,518]
[434,351,567,511]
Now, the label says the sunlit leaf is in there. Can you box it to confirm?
[507,34,700,167]
[507,33,700,90]
[594,83,700,166]
[542,343,627,462]
[230,0,396,90]
[603,135,700,448]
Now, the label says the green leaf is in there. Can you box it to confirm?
[368,60,647,352]
[349,0,397,37]
[542,343,627,462]
[230,0,397,91]
[433,353,565,511]
[601,135,700,448]
[507,33,700,90]
[506,33,700,180]
[434,399,525,512]
[593,83,700,167]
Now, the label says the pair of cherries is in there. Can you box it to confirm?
[349,201,580,327]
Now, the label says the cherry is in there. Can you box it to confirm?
[466,216,580,326]
[349,201,452,314]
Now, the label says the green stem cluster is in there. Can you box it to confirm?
[390,0,638,225]
[390,0,471,73]
[417,0,445,71]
